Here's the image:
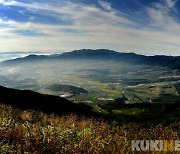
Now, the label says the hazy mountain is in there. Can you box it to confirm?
[1,49,180,70]
[0,52,51,62]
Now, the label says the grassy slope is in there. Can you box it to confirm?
[0,104,179,153]
[0,85,179,153]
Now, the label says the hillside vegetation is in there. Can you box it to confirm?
[0,104,179,153]
[0,85,179,153]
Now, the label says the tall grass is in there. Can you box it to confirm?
[0,104,179,153]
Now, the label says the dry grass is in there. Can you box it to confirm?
[0,104,179,153]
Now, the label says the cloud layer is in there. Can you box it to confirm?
[0,0,180,55]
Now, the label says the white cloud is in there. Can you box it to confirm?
[147,0,180,33]
[166,0,176,8]
[0,0,135,26]
[98,0,112,11]
[0,0,180,55]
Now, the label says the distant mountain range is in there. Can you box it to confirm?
[1,49,180,70]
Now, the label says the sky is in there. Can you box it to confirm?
[0,0,180,56]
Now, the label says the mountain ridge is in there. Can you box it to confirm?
[0,85,93,115]
[1,49,180,70]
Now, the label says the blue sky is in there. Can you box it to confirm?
[0,0,180,55]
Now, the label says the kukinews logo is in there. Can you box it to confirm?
[131,140,180,151]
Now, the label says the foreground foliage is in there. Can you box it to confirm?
[0,104,179,153]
